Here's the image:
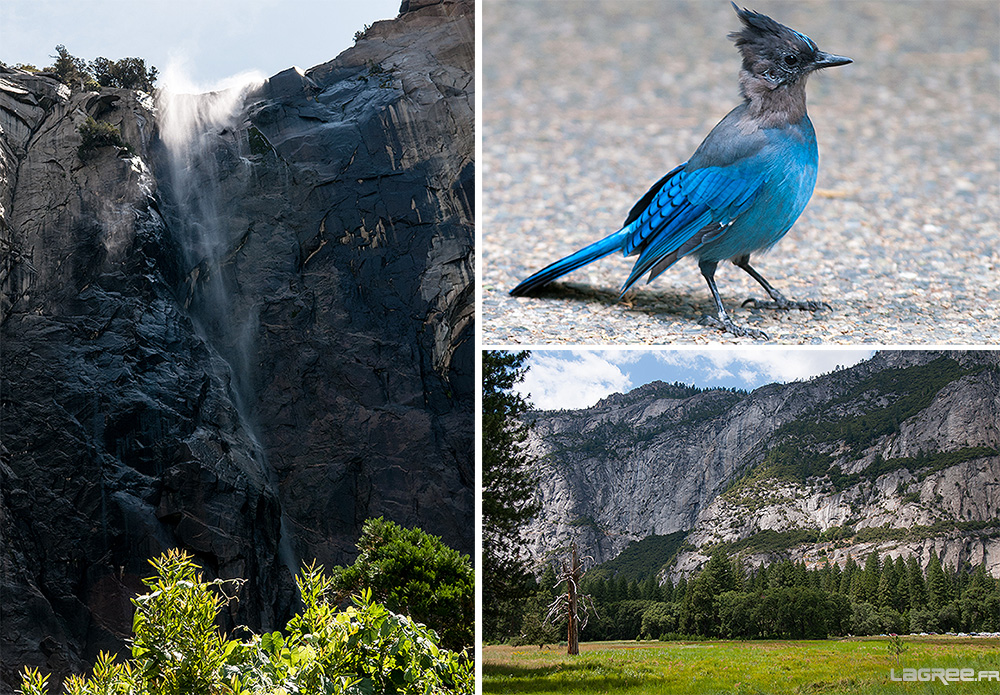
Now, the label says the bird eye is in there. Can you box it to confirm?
[783,54,799,67]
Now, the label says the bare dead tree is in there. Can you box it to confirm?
[545,542,598,655]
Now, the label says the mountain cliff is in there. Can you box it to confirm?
[0,1,473,690]
[523,351,1000,582]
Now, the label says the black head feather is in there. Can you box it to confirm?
[730,3,817,51]
[728,2,850,91]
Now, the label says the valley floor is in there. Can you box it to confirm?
[483,636,1000,694]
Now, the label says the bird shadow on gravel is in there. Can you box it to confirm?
[514,281,825,339]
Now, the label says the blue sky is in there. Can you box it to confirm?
[516,349,876,410]
[1,0,401,88]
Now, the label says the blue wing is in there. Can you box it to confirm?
[618,164,764,293]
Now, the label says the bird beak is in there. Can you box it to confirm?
[813,51,853,69]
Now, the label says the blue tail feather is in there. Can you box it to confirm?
[509,229,629,296]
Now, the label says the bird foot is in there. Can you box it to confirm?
[741,297,831,312]
[699,315,769,340]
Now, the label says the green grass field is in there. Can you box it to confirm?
[483,636,1000,694]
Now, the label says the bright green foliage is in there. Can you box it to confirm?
[130,550,239,694]
[62,652,139,695]
[15,668,48,695]
[18,549,472,695]
[77,116,131,160]
[328,517,474,651]
[485,636,1000,695]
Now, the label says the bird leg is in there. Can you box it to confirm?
[733,256,830,311]
[697,259,768,339]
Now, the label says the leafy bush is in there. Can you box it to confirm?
[45,45,158,93]
[77,116,132,160]
[17,549,473,695]
[90,56,158,92]
[328,517,474,652]
[640,602,679,640]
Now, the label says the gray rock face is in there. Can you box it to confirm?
[523,351,1000,580]
[0,1,472,691]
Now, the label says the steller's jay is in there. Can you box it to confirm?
[509,3,851,339]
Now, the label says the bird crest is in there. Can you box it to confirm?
[729,3,818,68]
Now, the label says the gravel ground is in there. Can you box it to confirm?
[482,0,1000,345]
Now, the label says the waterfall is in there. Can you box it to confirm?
[156,72,299,580]
[157,73,264,416]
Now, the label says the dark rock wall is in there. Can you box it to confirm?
[0,1,473,691]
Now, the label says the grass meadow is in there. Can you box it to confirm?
[483,636,1000,694]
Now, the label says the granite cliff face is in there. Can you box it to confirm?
[523,351,1000,581]
[0,1,472,690]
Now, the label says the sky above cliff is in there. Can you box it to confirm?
[517,349,877,410]
[1,0,400,88]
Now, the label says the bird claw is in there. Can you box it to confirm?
[741,297,831,312]
[699,315,769,340]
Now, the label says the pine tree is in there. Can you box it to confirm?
[877,560,899,610]
[731,556,747,592]
[538,562,559,599]
[771,560,795,589]
[894,556,910,613]
[841,557,859,596]
[850,571,865,604]
[519,590,561,648]
[482,351,541,640]
[906,556,927,612]
[702,550,736,595]
[827,561,843,594]
[660,576,674,603]
[862,551,881,605]
[90,55,158,91]
[49,45,97,91]
[674,577,689,603]
[640,575,659,601]
[927,553,949,610]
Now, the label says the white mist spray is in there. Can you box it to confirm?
[157,65,300,581]
[157,67,264,413]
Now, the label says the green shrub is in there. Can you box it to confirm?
[328,517,474,652]
[46,45,158,93]
[90,56,158,92]
[77,116,132,160]
[17,549,473,695]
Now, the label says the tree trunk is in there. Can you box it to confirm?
[567,543,580,655]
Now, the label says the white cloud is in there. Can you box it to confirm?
[650,349,874,386]
[518,352,632,410]
[515,349,875,412]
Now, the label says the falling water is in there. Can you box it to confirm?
[158,73,264,415]
[157,71,299,580]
